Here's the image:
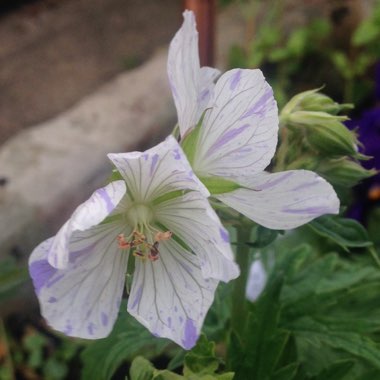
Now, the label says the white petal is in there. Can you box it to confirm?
[127,239,218,349]
[155,191,240,282]
[246,260,267,302]
[192,69,279,179]
[48,181,126,269]
[29,223,128,339]
[197,66,221,122]
[108,136,209,202]
[168,10,201,136]
[215,170,340,229]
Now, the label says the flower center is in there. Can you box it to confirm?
[118,203,172,262]
[125,203,153,229]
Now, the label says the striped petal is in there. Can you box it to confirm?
[192,69,279,180]
[196,66,221,123]
[155,191,239,282]
[215,170,340,229]
[127,238,218,349]
[48,180,126,269]
[168,10,201,136]
[108,136,209,202]
[29,222,128,339]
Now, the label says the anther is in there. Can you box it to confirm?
[148,242,160,262]
[117,234,131,249]
[154,231,173,242]
[133,250,145,259]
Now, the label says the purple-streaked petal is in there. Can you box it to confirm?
[168,10,201,136]
[246,260,267,302]
[29,222,128,339]
[48,181,126,269]
[215,170,340,229]
[192,69,279,180]
[127,239,218,350]
[196,66,221,122]
[155,191,240,282]
[108,136,209,202]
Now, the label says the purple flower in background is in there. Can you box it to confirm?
[29,137,239,349]
[345,61,380,222]
[168,11,340,230]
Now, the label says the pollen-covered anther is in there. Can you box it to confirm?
[148,242,160,262]
[132,231,146,246]
[154,231,173,242]
[117,234,131,249]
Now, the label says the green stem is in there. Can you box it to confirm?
[231,224,252,337]
[0,317,15,380]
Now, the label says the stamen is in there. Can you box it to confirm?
[119,228,173,262]
[148,242,160,262]
[154,231,173,241]
[117,234,131,249]
[133,250,145,259]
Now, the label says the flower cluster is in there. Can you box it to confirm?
[29,11,339,349]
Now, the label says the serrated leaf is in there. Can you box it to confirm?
[287,317,380,370]
[308,215,372,250]
[184,335,219,377]
[183,335,234,380]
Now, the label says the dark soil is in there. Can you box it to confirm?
[0,0,181,145]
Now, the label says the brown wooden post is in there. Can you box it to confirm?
[183,0,216,67]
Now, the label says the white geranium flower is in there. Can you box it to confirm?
[168,11,340,229]
[245,259,267,302]
[29,137,239,349]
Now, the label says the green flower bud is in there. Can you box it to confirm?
[282,88,353,116]
[286,111,359,157]
[285,156,319,171]
[318,158,377,187]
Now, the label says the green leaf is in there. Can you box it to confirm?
[184,335,234,379]
[81,304,171,380]
[130,357,155,380]
[308,215,372,250]
[352,20,380,46]
[153,370,184,380]
[287,317,380,370]
[247,226,280,248]
[200,176,241,195]
[230,272,291,380]
[203,283,233,341]
[315,360,355,380]
[0,258,28,302]
[271,243,380,377]
[272,363,299,380]
[184,335,219,377]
